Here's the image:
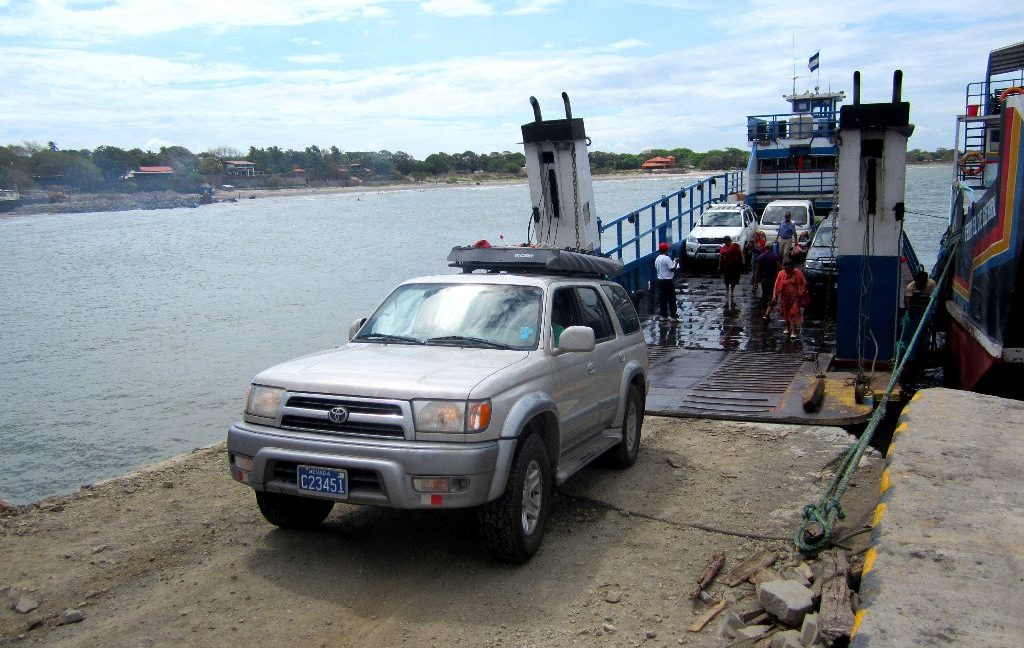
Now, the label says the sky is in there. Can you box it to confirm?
[1,0,1022,158]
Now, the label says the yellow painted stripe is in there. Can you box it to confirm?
[894,422,908,435]
[880,468,891,494]
[886,442,895,459]
[863,547,877,575]
[851,609,866,638]
[872,502,887,527]
[912,392,923,401]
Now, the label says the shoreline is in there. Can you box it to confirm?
[2,170,715,217]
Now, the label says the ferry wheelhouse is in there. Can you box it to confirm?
[745,89,844,213]
[943,42,1024,395]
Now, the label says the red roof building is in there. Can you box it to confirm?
[640,156,676,170]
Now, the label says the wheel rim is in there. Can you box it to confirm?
[624,397,639,453]
[521,459,543,535]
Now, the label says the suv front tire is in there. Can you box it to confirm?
[477,433,552,563]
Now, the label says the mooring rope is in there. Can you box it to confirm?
[793,232,960,554]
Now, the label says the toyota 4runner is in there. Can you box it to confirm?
[227,247,649,563]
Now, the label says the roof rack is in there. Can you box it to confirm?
[447,246,624,277]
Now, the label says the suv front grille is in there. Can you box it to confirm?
[280,394,407,438]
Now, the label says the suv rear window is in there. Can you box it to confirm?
[601,284,641,334]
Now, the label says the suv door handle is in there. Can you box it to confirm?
[587,362,596,374]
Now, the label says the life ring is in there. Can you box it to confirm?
[959,151,985,177]
[998,86,1024,102]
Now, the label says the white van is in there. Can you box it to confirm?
[758,199,815,245]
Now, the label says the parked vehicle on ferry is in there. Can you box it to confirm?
[683,203,757,264]
[803,215,837,296]
[759,199,816,246]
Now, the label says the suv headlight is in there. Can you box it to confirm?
[245,385,285,419]
[686,236,697,245]
[413,399,491,433]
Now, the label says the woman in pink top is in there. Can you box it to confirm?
[770,260,808,339]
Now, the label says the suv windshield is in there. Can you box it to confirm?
[761,205,809,225]
[355,283,543,350]
[812,226,836,248]
[700,210,741,227]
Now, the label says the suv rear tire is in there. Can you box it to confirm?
[256,492,334,529]
[477,434,551,563]
[603,384,643,468]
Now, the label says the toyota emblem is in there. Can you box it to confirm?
[327,406,349,424]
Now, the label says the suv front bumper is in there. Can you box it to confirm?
[227,422,515,509]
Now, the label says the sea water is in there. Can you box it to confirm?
[0,166,951,504]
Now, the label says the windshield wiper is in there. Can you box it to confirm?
[425,335,515,350]
[356,332,423,345]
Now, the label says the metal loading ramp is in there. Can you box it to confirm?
[646,348,879,425]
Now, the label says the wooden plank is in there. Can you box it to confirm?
[689,552,726,600]
[748,568,783,586]
[818,549,855,641]
[687,599,727,633]
[723,549,777,587]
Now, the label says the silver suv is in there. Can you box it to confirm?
[227,251,648,563]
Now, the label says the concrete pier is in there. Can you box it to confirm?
[852,387,1024,647]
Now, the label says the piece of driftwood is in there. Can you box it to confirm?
[689,552,726,599]
[723,550,777,587]
[818,549,855,641]
[687,599,727,632]
[803,375,826,412]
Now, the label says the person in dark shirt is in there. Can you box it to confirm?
[719,235,744,306]
[753,245,780,305]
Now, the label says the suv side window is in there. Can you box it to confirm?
[576,286,616,342]
[601,284,641,335]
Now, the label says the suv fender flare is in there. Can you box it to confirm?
[486,392,559,501]
[611,364,647,425]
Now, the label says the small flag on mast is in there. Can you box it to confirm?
[808,52,820,72]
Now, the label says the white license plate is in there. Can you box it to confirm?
[297,465,348,498]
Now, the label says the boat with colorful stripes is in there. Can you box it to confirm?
[943,41,1024,394]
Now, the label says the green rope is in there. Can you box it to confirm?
[794,235,960,555]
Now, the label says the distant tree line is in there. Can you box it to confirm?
[0,140,954,193]
[906,148,955,164]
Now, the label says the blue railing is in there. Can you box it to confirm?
[598,171,745,294]
[901,229,922,276]
[749,171,836,204]
[746,112,839,141]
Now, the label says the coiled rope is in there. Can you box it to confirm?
[793,232,960,554]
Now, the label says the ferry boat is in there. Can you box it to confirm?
[942,41,1024,395]
[0,188,19,212]
[744,88,845,214]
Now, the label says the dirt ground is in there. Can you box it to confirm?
[0,417,880,648]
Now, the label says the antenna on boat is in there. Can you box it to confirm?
[791,36,797,96]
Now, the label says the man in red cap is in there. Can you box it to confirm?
[655,241,680,321]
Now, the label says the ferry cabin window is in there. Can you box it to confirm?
[794,100,810,112]
[601,284,641,335]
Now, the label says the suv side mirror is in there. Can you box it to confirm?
[348,318,367,341]
[556,326,596,352]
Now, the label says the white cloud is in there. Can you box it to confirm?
[0,0,393,42]
[507,0,563,15]
[420,0,493,17]
[284,53,345,65]
[610,38,645,51]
